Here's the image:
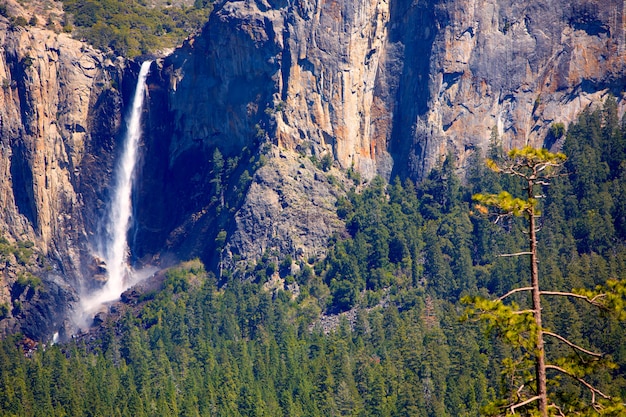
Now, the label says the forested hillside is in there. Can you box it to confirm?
[1,100,625,416]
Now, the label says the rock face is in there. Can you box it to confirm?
[134,1,358,274]
[225,147,349,270]
[0,8,129,338]
[417,0,626,176]
[152,0,626,181]
[0,25,125,274]
[133,0,626,272]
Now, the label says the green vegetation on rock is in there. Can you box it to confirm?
[61,0,213,57]
[0,237,36,266]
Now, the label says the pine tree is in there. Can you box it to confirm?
[463,146,626,416]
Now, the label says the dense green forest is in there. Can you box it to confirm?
[1,99,626,416]
[60,0,213,57]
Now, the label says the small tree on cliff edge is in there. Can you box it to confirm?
[462,146,626,416]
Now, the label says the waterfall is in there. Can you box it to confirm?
[79,61,152,322]
[102,60,151,300]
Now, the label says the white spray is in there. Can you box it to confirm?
[79,61,152,323]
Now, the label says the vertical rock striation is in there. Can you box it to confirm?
[275,0,394,179]
[153,0,397,179]
[419,0,626,177]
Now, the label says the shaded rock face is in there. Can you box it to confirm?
[133,0,357,273]
[2,273,77,341]
[133,2,287,268]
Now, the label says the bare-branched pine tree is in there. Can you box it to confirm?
[463,146,626,416]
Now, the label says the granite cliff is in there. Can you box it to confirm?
[0,0,625,339]
[151,0,626,181]
[136,0,626,275]
[0,1,131,338]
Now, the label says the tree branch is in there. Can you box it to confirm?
[510,395,542,414]
[498,287,533,301]
[493,213,513,224]
[536,162,564,174]
[543,331,603,358]
[539,291,607,308]
[498,252,533,257]
[501,166,530,181]
[548,403,566,417]
[545,365,612,402]
[513,309,535,315]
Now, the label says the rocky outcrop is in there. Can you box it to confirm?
[225,146,349,270]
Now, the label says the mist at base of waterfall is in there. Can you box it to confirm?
[73,265,159,331]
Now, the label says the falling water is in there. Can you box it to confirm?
[79,61,152,320]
